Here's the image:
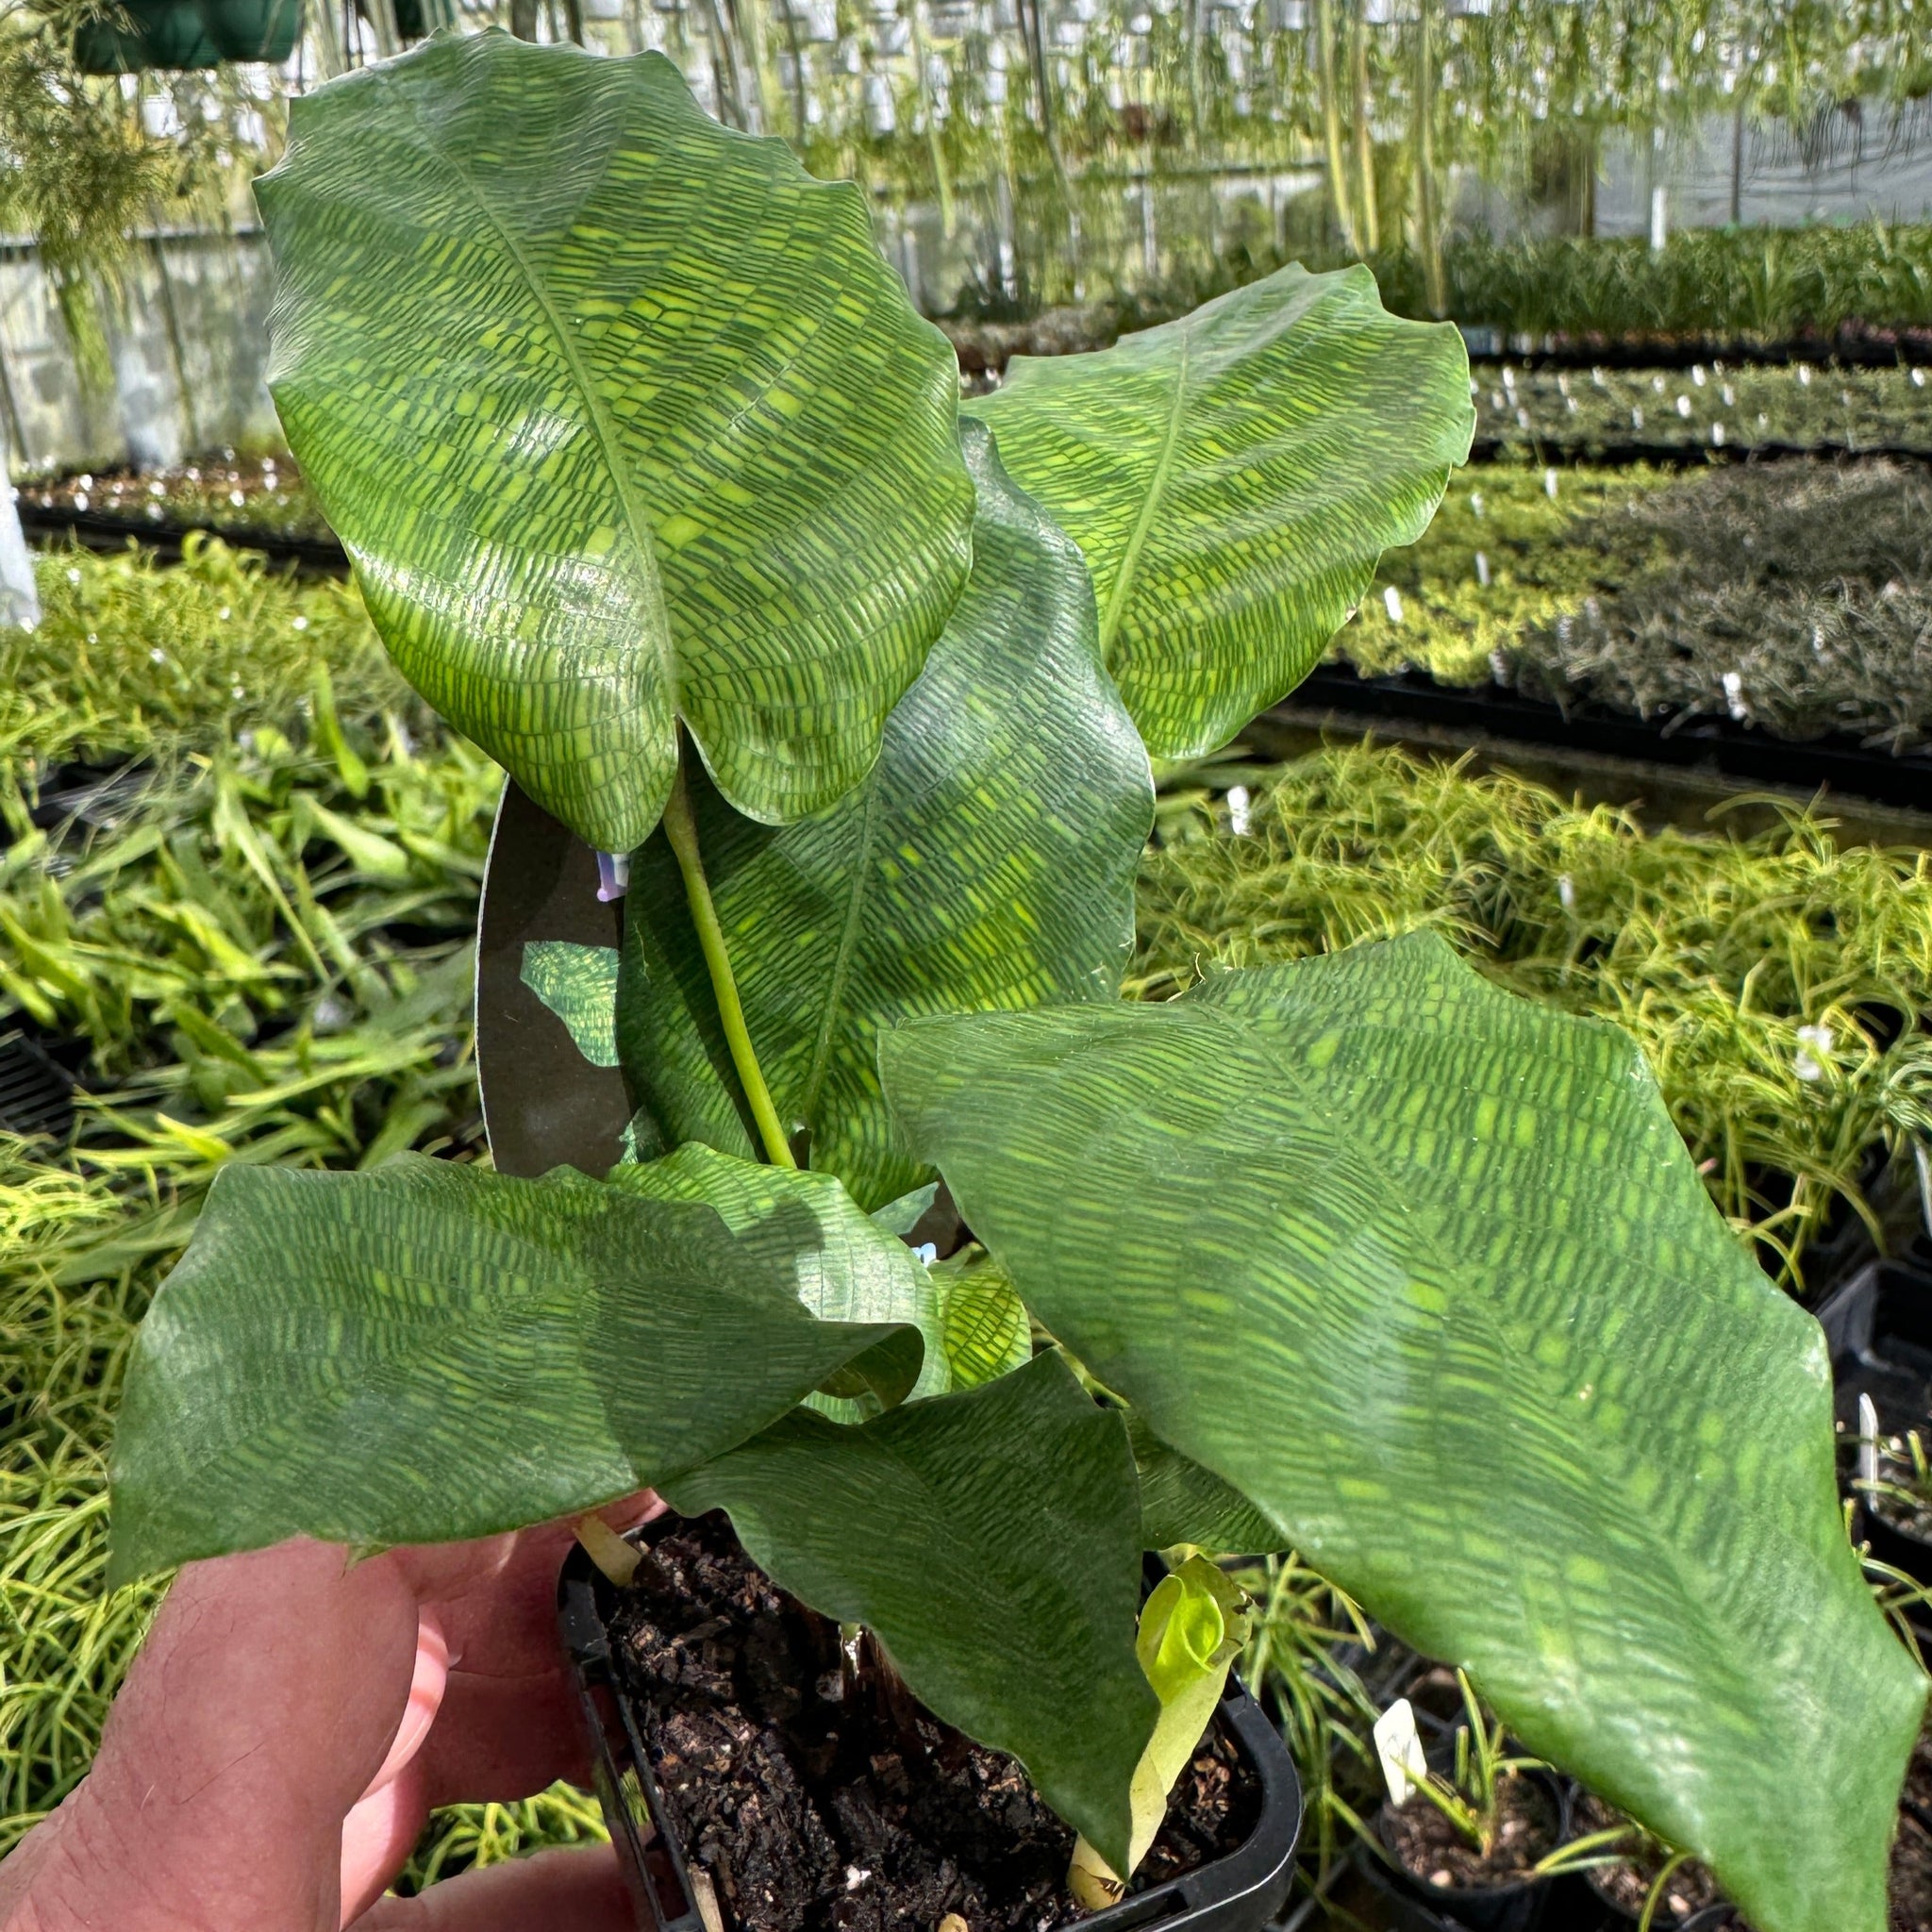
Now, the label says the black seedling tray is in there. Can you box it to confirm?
[558,1527,1305,1932]
[1281,663,1932,814]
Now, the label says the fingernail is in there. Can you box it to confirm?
[358,1609,448,1803]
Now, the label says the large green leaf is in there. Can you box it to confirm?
[108,1154,922,1585]
[962,265,1473,758]
[664,1351,1155,1874]
[616,420,1153,1208]
[608,1141,949,1409]
[258,32,974,854]
[880,932,1924,1932]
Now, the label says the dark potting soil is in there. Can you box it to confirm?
[1383,1774,1558,1893]
[607,1512,1258,1932]
[1890,1732,1932,1932]
[1574,1793,1741,1927]
[1873,1444,1932,1543]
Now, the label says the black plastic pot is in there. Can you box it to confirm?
[1357,1770,1569,1932]
[1577,1867,1744,1931]
[1814,1257,1932,1435]
[558,1526,1305,1932]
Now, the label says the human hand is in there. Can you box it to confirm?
[0,1500,654,1931]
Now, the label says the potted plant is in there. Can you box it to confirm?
[1565,1795,1751,1931]
[1358,1674,1584,1932]
[1857,1405,1932,1598]
[105,32,1923,1932]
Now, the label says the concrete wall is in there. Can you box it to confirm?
[1,228,280,480]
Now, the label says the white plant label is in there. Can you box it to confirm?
[1374,1697,1429,1807]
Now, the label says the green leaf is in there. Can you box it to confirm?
[663,1351,1155,1874]
[881,932,1924,1932]
[522,941,621,1067]
[870,1182,939,1239]
[607,1142,949,1411]
[258,33,974,854]
[1071,1556,1251,1903]
[1127,1411,1284,1557]
[616,420,1154,1208]
[108,1154,922,1585]
[930,1250,1032,1390]
[962,266,1473,758]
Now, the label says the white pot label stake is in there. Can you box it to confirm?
[1374,1697,1429,1807]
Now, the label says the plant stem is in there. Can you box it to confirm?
[660,756,796,1169]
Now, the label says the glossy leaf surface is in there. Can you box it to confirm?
[665,1351,1154,1873]
[1127,1412,1283,1556]
[258,33,974,853]
[616,422,1153,1208]
[608,1142,950,1408]
[964,266,1472,758]
[108,1155,921,1583]
[882,932,1924,1932]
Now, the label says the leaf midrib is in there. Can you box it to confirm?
[1026,1004,1761,1696]
[1096,320,1191,660]
[800,772,887,1130]
[391,71,681,725]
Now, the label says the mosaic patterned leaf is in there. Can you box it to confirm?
[258,33,974,853]
[964,265,1472,758]
[615,422,1153,1208]
[521,941,621,1067]
[108,1155,921,1582]
[882,932,1923,1932]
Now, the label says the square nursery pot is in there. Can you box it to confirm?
[557,1520,1305,1932]
[1357,1769,1570,1932]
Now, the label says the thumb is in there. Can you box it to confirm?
[1,1540,421,1932]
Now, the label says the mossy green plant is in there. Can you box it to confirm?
[1137,741,1932,1287]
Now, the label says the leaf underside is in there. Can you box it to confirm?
[108,1154,921,1584]
[616,420,1153,1209]
[665,1351,1155,1874]
[964,263,1474,759]
[881,932,1924,1932]
[258,33,974,852]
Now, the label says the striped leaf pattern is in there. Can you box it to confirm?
[664,1352,1154,1874]
[880,932,1924,1932]
[107,1154,923,1584]
[930,1251,1032,1389]
[258,33,974,854]
[616,421,1154,1208]
[963,265,1474,758]
[608,1142,952,1409]
[521,941,621,1067]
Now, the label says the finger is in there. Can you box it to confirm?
[341,1757,433,1929]
[341,1613,450,1925]
[351,1844,636,1932]
[13,1539,421,1932]
[399,1495,658,1807]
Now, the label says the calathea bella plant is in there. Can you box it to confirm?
[107,31,1921,1932]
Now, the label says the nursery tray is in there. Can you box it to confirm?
[17,501,349,574]
[474,779,631,1178]
[558,1530,1305,1932]
[1268,663,1932,817]
[1815,1257,1932,1434]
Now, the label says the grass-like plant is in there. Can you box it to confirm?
[92,33,1924,1932]
[1139,741,1932,1290]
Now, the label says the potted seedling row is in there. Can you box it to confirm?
[103,32,1922,1932]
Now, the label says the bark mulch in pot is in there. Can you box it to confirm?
[607,1511,1258,1932]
